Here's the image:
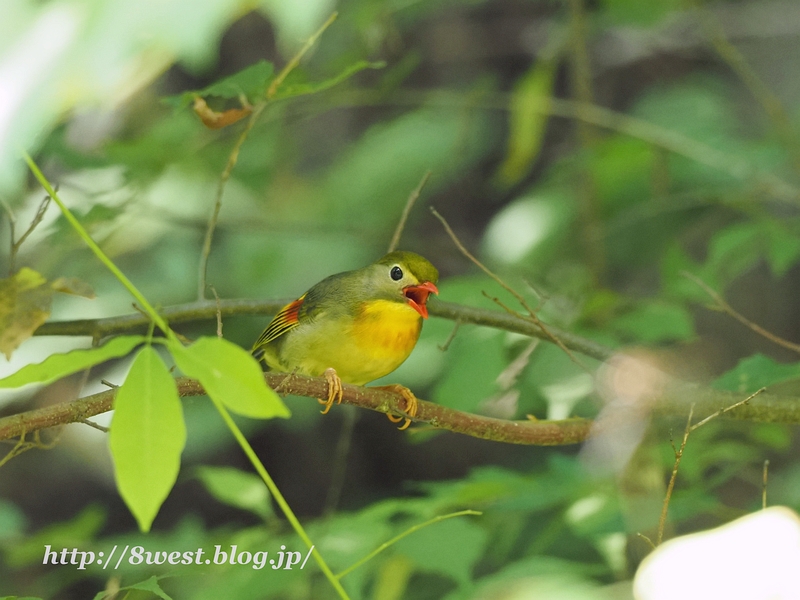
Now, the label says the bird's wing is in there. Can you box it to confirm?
[252,293,306,348]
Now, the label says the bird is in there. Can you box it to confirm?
[251,251,439,429]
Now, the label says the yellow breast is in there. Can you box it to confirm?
[351,299,422,358]
[269,298,423,386]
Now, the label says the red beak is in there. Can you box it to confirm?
[403,281,439,319]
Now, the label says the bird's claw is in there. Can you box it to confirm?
[377,384,419,430]
[320,368,344,415]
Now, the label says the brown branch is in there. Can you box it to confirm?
[32,297,617,362]
[388,171,431,253]
[684,271,800,354]
[0,373,592,446]
[430,207,586,369]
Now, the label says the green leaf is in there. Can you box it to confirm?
[169,336,290,419]
[713,353,800,394]
[610,301,695,343]
[748,423,791,450]
[195,465,272,520]
[164,60,275,109]
[395,517,487,587]
[764,222,800,277]
[109,346,186,533]
[0,269,93,359]
[124,576,174,600]
[0,268,53,359]
[432,327,506,414]
[273,60,386,100]
[705,222,762,286]
[661,241,722,304]
[92,576,174,600]
[602,0,682,26]
[203,60,275,100]
[495,58,555,187]
[4,505,105,567]
[321,106,491,231]
[0,335,147,388]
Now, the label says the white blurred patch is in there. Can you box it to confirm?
[259,0,338,52]
[634,507,800,600]
[542,373,594,420]
[596,532,627,577]
[566,494,608,525]
[581,352,667,476]
[484,198,554,264]
[0,5,81,155]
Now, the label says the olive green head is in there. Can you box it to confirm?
[375,251,438,285]
[362,251,439,317]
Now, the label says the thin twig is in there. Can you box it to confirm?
[323,406,358,517]
[0,430,60,468]
[762,459,769,510]
[388,171,431,253]
[197,12,339,300]
[266,13,338,100]
[4,193,52,274]
[438,320,462,351]
[197,104,265,300]
[522,277,548,305]
[684,271,800,354]
[658,404,694,545]
[694,6,791,134]
[79,418,109,433]
[688,388,764,432]
[566,0,605,279]
[657,387,765,544]
[431,206,585,369]
[210,285,223,338]
[636,532,656,552]
[335,510,481,580]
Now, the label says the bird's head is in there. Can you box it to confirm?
[367,251,439,318]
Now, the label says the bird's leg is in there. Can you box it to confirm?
[320,368,344,415]
[373,384,419,430]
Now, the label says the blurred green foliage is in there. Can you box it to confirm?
[2,0,800,598]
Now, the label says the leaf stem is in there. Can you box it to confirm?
[22,152,175,341]
[336,510,482,579]
[207,394,350,599]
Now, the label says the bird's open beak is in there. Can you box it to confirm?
[403,281,439,319]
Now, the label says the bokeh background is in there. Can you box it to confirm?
[2,0,800,598]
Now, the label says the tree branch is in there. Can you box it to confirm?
[0,373,592,445]
[2,366,799,446]
[33,298,617,362]
[19,297,800,446]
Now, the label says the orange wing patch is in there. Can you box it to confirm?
[253,294,306,349]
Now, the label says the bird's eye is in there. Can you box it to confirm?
[390,266,403,281]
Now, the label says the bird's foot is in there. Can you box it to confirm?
[320,368,344,415]
[374,384,419,430]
